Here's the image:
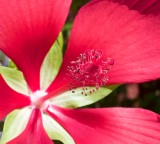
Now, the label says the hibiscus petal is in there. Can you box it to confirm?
[0,0,71,91]
[0,75,30,120]
[47,105,160,144]
[49,0,160,90]
[7,108,53,144]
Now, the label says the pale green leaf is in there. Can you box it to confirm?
[0,66,29,95]
[57,32,63,49]
[8,60,18,69]
[43,114,75,144]
[40,33,63,90]
[51,85,119,108]
[0,108,31,144]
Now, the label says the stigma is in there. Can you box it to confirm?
[67,49,114,95]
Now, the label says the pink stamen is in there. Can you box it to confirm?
[67,49,114,95]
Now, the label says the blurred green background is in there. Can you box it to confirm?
[0,1,160,143]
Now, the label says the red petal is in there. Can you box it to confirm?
[7,109,53,144]
[48,0,160,92]
[111,0,160,15]
[47,105,160,144]
[0,75,30,120]
[0,0,71,91]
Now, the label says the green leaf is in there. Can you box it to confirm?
[57,32,63,49]
[0,108,31,144]
[0,66,29,95]
[43,114,75,144]
[40,33,63,90]
[51,85,119,108]
[8,60,18,69]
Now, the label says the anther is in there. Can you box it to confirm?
[67,49,114,95]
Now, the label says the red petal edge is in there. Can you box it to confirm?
[46,105,160,144]
[48,0,160,93]
[7,108,53,144]
[0,75,30,120]
[0,0,72,91]
[111,0,160,15]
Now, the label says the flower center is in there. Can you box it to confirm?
[31,90,49,109]
[67,49,114,95]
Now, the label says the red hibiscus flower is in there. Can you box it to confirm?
[0,0,160,143]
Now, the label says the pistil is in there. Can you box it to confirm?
[67,49,114,94]
[31,90,49,110]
